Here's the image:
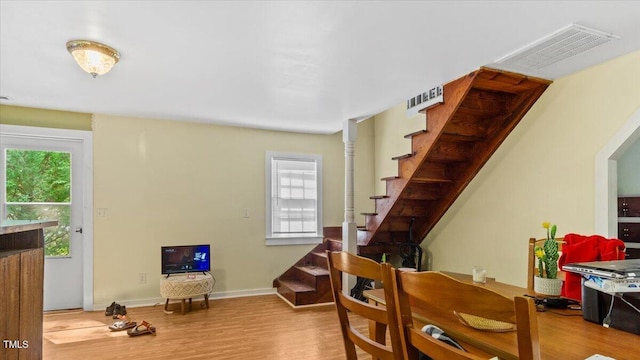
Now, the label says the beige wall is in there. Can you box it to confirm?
[372,50,640,287]
[373,106,426,195]
[0,105,92,130]
[92,115,375,304]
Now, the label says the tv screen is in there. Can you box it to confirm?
[161,244,211,275]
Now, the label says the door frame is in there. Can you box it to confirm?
[595,107,640,241]
[0,124,94,310]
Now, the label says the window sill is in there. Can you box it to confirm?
[266,235,323,246]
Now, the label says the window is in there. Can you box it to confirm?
[3,148,72,257]
[266,152,323,245]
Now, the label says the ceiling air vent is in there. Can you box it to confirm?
[495,24,619,70]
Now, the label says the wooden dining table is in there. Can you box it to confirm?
[363,272,639,360]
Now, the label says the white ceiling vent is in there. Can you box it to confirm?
[495,24,620,70]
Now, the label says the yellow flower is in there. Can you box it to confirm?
[542,222,551,229]
[534,246,545,259]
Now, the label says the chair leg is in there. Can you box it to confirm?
[367,297,387,360]
[369,320,387,360]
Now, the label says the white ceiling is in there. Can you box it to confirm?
[1,1,639,134]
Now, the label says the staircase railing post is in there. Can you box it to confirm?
[342,118,358,295]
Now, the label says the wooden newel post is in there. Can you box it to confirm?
[342,119,357,295]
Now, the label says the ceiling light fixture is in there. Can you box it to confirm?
[66,40,120,78]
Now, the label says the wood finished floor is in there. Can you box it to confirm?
[43,295,373,360]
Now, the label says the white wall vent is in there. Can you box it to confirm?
[495,24,619,71]
[406,85,443,117]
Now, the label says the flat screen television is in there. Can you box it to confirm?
[161,244,210,275]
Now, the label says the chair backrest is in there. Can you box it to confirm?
[390,270,541,360]
[527,237,564,290]
[326,251,403,360]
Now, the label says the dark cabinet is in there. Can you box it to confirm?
[618,196,640,259]
[1,221,56,360]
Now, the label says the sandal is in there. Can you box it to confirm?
[109,320,137,331]
[127,320,156,336]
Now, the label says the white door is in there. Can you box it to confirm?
[1,135,84,310]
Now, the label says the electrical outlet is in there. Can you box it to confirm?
[242,208,249,218]
[138,273,147,284]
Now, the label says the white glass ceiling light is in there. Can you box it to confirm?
[66,40,120,78]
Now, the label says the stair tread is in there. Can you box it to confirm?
[411,177,452,183]
[278,279,315,292]
[370,195,389,199]
[404,129,428,139]
[392,153,414,161]
[296,265,329,276]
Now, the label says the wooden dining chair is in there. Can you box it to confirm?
[390,270,541,360]
[527,237,565,291]
[326,251,403,360]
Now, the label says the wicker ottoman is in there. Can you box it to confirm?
[160,273,213,314]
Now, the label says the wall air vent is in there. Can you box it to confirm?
[495,23,619,71]
[406,85,443,117]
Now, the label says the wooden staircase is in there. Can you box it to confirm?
[273,227,343,307]
[359,67,551,247]
[274,67,551,306]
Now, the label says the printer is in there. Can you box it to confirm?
[563,259,640,335]
[572,262,640,335]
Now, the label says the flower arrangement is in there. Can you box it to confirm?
[534,222,559,279]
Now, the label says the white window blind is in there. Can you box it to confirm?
[266,152,322,246]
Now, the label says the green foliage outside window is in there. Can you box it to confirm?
[5,149,71,256]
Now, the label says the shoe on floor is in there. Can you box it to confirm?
[127,320,156,336]
[105,301,118,316]
[112,305,127,319]
[109,320,136,331]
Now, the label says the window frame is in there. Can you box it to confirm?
[265,151,323,246]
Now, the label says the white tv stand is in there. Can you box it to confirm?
[160,272,213,314]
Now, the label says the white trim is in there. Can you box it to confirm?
[265,151,323,246]
[0,124,94,311]
[265,235,323,246]
[595,107,640,238]
[93,287,277,310]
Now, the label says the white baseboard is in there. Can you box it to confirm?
[92,287,277,311]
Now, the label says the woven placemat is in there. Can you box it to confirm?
[453,311,515,332]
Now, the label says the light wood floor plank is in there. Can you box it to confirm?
[43,295,374,359]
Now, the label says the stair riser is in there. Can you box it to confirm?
[412,162,450,181]
[295,268,329,287]
[325,239,343,252]
[402,183,443,200]
[323,226,342,239]
[277,280,331,306]
[308,252,328,268]
[426,141,474,162]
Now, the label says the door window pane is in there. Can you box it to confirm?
[4,149,72,257]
